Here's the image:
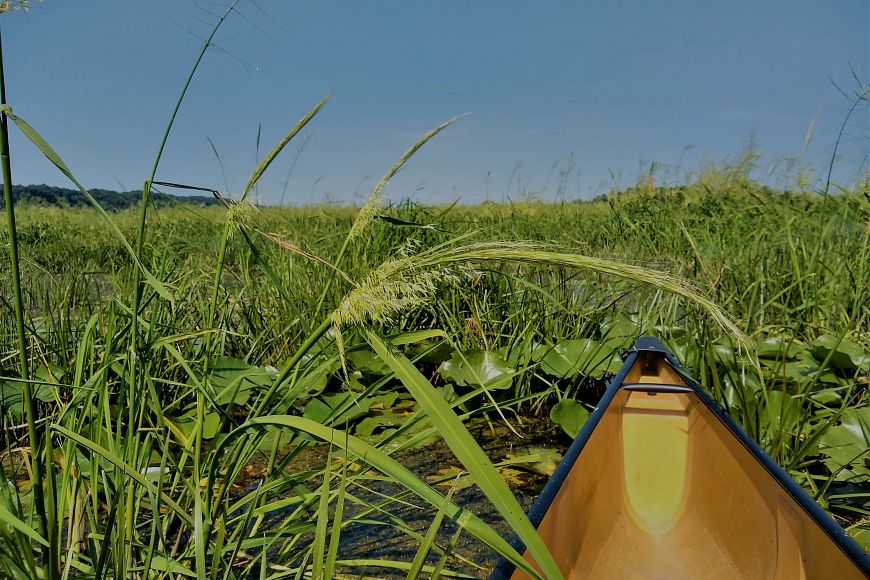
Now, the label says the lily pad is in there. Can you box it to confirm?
[819,407,870,482]
[427,466,475,491]
[346,348,390,375]
[550,399,590,438]
[438,349,515,390]
[852,529,870,552]
[285,355,340,402]
[536,339,616,379]
[209,357,273,406]
[0,382,24,419]
[759,390,801,438]
[209,357,272,388]
[721,372,762,422]
[503,447,563,476]
[708,342,736,366]
[761,357,819,383]
[355,412,405,437]
[165,410,222,443]
[303,392,372,426]
[33,363,66,402]
[599,313,638,348]
[810,387,843,405]
[405,339,454,365]
[502,338,544,369]
[755,336,804,360]
[812,335,868,370]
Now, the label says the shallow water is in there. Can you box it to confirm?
[338,415,564,578]
[235,414,568,579]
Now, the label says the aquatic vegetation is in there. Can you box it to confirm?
[0,8,867,580]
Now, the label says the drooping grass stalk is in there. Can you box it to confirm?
[314,115,464,315]
[0,26,55,580]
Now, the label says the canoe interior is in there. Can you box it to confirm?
[511,350,867,580]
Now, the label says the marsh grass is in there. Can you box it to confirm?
[0,9,868,580]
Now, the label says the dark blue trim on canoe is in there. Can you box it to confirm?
[489,336,870,578]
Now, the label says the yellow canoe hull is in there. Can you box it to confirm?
[492,338,870,580]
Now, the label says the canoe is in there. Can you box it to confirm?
[491,336,870,579]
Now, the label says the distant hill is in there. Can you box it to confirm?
[1,184,220,210]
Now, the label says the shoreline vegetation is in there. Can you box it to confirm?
[1,177,868,576]
[0,2,867,576]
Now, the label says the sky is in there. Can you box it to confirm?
[2,0,868,205]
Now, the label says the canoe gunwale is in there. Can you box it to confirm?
[489,336,870,579]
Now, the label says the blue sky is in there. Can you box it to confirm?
[3,1,868,204]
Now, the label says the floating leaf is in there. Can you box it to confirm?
[503,447,563,476]
[209,357,272,389]
[761,357,818,382]
[438,349,515,390]
[406,339,455,365]
[346,349,390,375]
[427,466,475,491]
[302,399,332,424]
[0,382,24,419]
[280,355,340,405]
[760,390,801,439]
[852,529,870,552]
[500,335,539,368]
[549,399,590,438]
[810,388,843,405]
[812,335,868,370]
[34,363,65,382]
[166,410,222,443]
[755,336,804,359]
[819,408,870,482]
[303,393,372,426]
[599,313,638,348]
[496,467,529,487]
[203,412,221,439]
[708,341,736,365]
[208,357,275,406]
[354,412,405,437]
[369,392,399,411]
[536,339,616,379]
[32,363,65,402]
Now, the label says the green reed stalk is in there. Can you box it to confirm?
[0,26,56,580]
[203,95,327,364]
[132,0,240,325]
[124,10,238,568]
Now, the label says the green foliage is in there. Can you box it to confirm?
[0,11,868,575]
[549,399,590,438]
[438,349,516,390]
[2,183,869,575]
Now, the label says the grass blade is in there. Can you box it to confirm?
[215,415,543,579]
[1,106,173,301]
[365,329,561,579]
[242,94,330,200]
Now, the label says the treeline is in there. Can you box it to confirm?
[1,184,219,210]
